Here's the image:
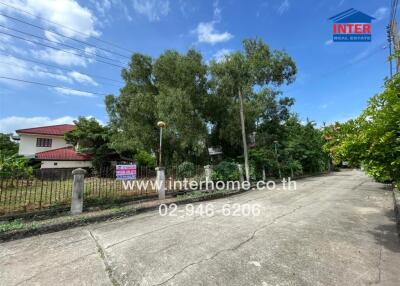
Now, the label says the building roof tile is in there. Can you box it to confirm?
[16,124,75,136]
[35,147,91,161]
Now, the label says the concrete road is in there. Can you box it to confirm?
[1,170,400,286]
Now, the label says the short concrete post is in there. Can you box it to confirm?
[71,168,86,215]
[204,165,212,181]
[237,164,244,183]
[156,167,165,200]
[262,167,266,182]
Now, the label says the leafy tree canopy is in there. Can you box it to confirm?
[0,133,18,158]
[323,74,400,182]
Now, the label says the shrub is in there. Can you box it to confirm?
[134,150,156,168]
[176,161,196,179]
[211,161,240,181]
[282,160,303,177]
[0,155,33,178]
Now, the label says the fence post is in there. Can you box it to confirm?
[204,165,212,181]
[262,167,266,182]
[155,167,165,200]
[237,164,244,183]
[71,168,86,215]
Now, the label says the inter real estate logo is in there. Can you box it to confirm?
[329,8,375,42]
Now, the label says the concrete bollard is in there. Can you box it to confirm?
[237,164,244,183]
[71,168,86,215]
[262,167,266,182]
[156,167,165,200]
[204,165,213,181]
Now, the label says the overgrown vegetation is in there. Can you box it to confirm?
[0,133,32,177]
[212,161,240,181]
[0,219,28,233]
[323,74,400,183]
[104,38,328,178]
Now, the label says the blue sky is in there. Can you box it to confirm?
[0,0,394,133]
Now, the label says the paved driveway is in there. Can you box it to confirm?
[1,169,400,286]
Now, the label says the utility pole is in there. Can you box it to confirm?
[238,88,250,182]
[391,21,400,73]
[387,25,393,78]
[273,140,281,179]
[390,0,400,73]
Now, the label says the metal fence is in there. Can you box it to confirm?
[84,166,158,202]
[0,164,206,217]
[0,170,73,216]
[165,165,205,192]
[0,166,157,217]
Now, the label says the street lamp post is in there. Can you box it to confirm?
[157,121,166,167]
[274,140,281,179]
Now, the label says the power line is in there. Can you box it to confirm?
[0,76,111,97]
[391,0,399,26]
[0,59,123,88]
[0,1,133,54]
[0,30,126,69]
[0,51,124,84]
[0,12,131,59]
[320,46,385,78]
[0,24,127,65]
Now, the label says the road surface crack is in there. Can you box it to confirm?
[14,252,97,286]
[88,230,121,286]
[152,203,312,286]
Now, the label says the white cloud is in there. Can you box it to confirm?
[194,22,233,45]
[68,71,98,86]
[121,2,133,22]
[92,0,112,17]
[0,33,11,45]
[213,48,232,62]
[0,0,100,39]
[324,113,358,126]
[325,39,333,46]
[132,0,170,22]
[277,0,290,15]
[213,0,221,22]
[0,55,102,93]
[373,7,388,22]
[0,54,71,86]
[32,48,89,67]
[0,115,104,133]
[0,116,76,133]
[43,30,65,43]
[54,87,96,97]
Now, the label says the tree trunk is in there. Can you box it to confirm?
[238,88,250,181]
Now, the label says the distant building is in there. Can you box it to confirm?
[16,124,92,169]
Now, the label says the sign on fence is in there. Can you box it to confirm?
[116,164,137,180]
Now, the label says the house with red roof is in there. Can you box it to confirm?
[16,124,92,169]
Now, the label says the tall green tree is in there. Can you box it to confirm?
[106,49,209,166]
[209,38,296,180]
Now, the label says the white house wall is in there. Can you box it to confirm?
[18,134,71,157]
[41,160,92,169]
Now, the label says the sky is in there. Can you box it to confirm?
[0,0,395,133]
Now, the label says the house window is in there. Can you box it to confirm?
[36,138,52,147]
